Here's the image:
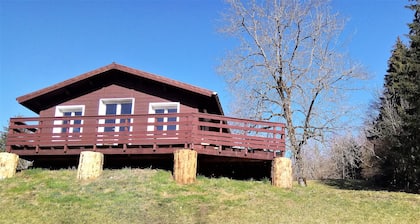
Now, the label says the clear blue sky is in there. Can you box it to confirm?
[0,0,413,129]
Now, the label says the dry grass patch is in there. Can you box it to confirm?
[0,169,419,224]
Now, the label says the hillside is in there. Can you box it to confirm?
[1,169,419,224]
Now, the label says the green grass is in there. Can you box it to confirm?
[1,169,419,224]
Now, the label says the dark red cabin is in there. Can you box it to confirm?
[6,63,285,178]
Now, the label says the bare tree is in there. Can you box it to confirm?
[0,126,7,152]
[218,0,366,185]
[363,89,407,180]
[300,143,333,180]
[328,134,364,179]
[366,89,407,142]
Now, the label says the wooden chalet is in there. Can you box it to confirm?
[6,63,285,178]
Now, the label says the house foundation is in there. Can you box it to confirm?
[173,149,197,184]
[271,157,293,188]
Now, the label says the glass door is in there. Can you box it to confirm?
[103,102,133,132]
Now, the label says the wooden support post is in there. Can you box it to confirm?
[77,151,104,181]
[0,152,19,179]
[173,149,197,184]
[271,157,293,188]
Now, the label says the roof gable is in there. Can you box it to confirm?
[17,63,223,114]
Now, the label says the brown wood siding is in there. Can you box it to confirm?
[39,84,198,117]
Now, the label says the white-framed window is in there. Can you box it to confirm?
[53,105,85,133]
[148,102,180,131]
[98,98,134,132]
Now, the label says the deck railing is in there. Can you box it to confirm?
[6,113,285,160]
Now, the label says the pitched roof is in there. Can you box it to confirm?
[17,63,224,114]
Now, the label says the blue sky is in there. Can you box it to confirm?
[0,0,413,129]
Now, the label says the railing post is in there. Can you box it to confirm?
[185,114,191,149]
[6,120,13,153]
[37,119,42,152]
[273,126,277,158]
[218,118,223,152]
[190,113,197,149]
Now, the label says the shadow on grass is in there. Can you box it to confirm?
[320,179,387,191]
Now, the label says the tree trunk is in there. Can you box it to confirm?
[295,149,307,187]
[281,90,308,186]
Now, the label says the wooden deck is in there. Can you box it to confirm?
[6,113,285,161]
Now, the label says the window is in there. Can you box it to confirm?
[148,102,180,131]
[54,105,84,134]
[98,98,134,132]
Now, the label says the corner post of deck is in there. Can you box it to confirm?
[6,120,12,153]
[173,149,197,184]
[0,152,19,179]
[271,157,293,188]
[77,151,104,181]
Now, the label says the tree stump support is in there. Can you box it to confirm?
[77,151,104,180]
[271,157,293,188]
[173,149,197,184]
[0,152,19,179]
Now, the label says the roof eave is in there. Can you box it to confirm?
[16,63,221,114]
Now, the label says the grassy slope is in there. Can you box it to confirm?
[1,169,419,224]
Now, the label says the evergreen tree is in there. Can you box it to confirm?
[367,1,420,193]
[367,38,410,188]
[396,0,420,192]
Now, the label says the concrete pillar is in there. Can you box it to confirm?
[271,157,293,188]
[77,151,104,180]
[0,152,19,179]
[173,149,197,184]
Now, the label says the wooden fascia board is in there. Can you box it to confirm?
[16,64,114,104]
[211,93,225,116]
[17,63,215,103]
[114,63,215,98]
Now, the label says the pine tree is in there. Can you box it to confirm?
[368,38,410,188]
[368,1,420,193]
[396,0,420,193]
